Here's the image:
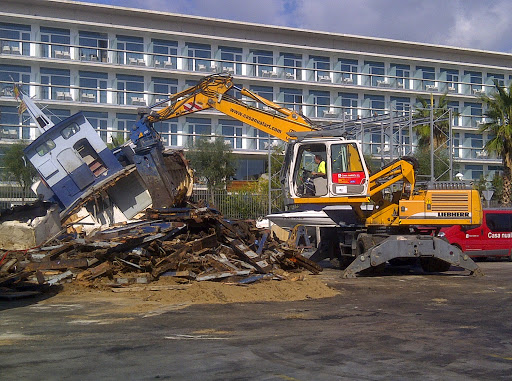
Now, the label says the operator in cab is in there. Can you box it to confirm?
[312,154,326,177]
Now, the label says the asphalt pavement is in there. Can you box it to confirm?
[2,262,512,380]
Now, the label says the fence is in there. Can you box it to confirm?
[191,189,284,220]
[0,184,37,211]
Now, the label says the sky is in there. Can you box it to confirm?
[79,0,512,53]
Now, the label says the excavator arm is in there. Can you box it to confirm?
[143,73,317,143]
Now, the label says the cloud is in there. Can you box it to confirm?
[80,0,512,52]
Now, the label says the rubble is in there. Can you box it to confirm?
[0,204,321,300]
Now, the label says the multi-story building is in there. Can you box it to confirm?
[0,0,510,185]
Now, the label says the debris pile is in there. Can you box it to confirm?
[0,206,321,300]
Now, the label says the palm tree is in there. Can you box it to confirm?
[413,93,454,149]
[479,81,512,205]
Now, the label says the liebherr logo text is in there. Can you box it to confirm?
[231,108,282,134]
[438,212,470,217]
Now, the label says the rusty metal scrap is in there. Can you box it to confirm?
[0,206,320,298]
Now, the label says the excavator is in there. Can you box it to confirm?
[131,73,483,277]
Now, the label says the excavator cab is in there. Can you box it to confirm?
[288,139,370,201]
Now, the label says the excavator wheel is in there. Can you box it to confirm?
[419,257,452,273]
[355,235,386,276]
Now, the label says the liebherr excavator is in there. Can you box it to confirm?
[132,73,482,277]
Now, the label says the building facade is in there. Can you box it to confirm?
[0,0,510,184]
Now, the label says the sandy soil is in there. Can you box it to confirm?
[44,273,340,316]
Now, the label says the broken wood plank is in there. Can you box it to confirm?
[47,270,73,285]
[161,270,197,280]
[25,258,93,271]
[225,238,271,273]
[196,270,250,281]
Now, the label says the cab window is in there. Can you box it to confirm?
[61,123,80,139]
[293,143,327,197]
[36,139,56,156]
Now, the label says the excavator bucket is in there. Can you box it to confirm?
[342,234,483,278]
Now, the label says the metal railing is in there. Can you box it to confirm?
[0,184,37,211]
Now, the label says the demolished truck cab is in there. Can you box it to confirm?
[24,112,123,209]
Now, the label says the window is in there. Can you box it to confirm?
[152,39,177,68]
[392,64,410,89]
[338,92,358,119]
[417,66,435,90]
[116,113,136,141]
[47,108,70,125]
[36,139,56,156]
[293,143,327,196]
[309,90,330,118]
[465,133,483,159]
[187,43,212,72]
[391,96,410,116]
[464,102,482,127]
[79,31,108,62]
[252,129,270,150]
[152,77,178,104]
[154,121,175,146]
[311,56,331,82]
[220,119,243,149]
[465,71,483,94]
[185,117,211,146]
[453,132,460,158]
[83,111,108,141]
[448,101,460,127]
[234,158,266,180]
[465,164,483,180]
[117,35,144,66]
[331,143,364,174]
[0,22,30,56]
[0,64,30,96]
[487,73,504,87]
[251,50,274,77]
[441,68,459,92]
[339,58,358,84]
[61,123,80,139]
[485,213,512,232]
[79,71,108,103]
[282,52,302,80]
[281,88,303,112]
[116,74,144,106]
[365,61,385,87]
[40,26,70,59]
[0,106,30,140]
[365,94,385,116]
[40,67,71,100]
[219,46,242,75]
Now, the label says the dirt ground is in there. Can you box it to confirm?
[49,272,340,316]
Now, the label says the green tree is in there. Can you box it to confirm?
[1,142,38,202]
[187,137,236,205]
[479,81,512,204]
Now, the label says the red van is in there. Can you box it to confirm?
[439,209,512,260]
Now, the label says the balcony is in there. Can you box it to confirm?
[261,70,278,78]
[54,50,71,59]
[377,80,391,88]
[56,91,73,101]
[318,75,331,83]
[131,97,146,106]
[81,93,96,102]
[323,110,338,118]
[425,84,438,91]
